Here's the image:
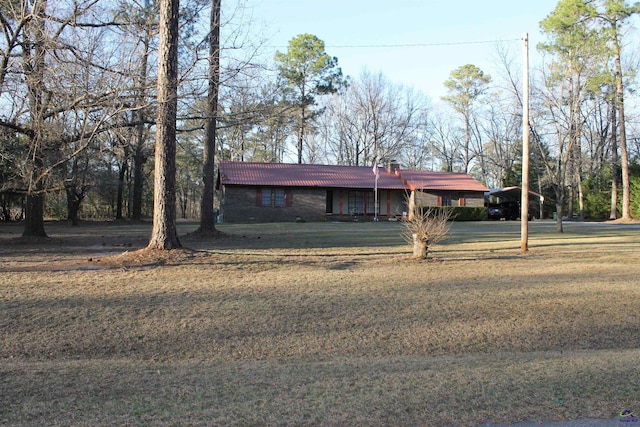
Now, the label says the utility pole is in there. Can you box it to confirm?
[521,33,530,253]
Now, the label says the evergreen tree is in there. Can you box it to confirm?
[441,64,491,174]
[274,34,346,164]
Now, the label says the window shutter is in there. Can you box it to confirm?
[256,189,262,206]
[284,189,292,207]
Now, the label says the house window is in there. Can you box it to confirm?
[348,191,363,214]
[258,188,291,207]
[273,188,285,206]
[260,188,271,206]
[441,194,452,207]
[348,191,375,215]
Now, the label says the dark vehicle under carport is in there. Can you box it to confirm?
[485,187,544,220]
[487,201,520,220]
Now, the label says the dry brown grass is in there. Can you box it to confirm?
[1,220,639,426]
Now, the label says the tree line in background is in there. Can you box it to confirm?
[1,0,640,238]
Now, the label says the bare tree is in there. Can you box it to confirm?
[480,98,522,188]
[22,0,48,236]
[429,109,463,172]
[399,109,434,171]
[321,70,428,167]
[402,207,453,259]
[129,1,156,222]
[0,0,127,236]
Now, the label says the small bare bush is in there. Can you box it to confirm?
[401,208,453,259]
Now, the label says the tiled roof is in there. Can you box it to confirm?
[218,161,488,192]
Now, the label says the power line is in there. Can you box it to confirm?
[330,38,521,49]
[267,38,521,49]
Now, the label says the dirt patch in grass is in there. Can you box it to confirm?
[98,247,204,269]
[1,220,639,426]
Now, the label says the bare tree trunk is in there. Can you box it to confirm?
[297,104,306,164]
[538,178,544,220]
[412,234,428,259]
[22,0,47,237]
[575,117,584,221]
[66,187,83,226]
[131,25,152,221]
[555,189,564,233]
[148,0,181,250]
[577,179,584,220]
[567,180,575,220]
[610,100,618,220]
[23,194,46,237]
[116,142,129,220]
[198,0,220,234]
[567,75,580,221]
[131,139,146,220]
[614,41,631,219]
[464,111,470,174]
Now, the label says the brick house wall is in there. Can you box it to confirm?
[415,191,439,206]
[414,191,485,207]
[462,193,485,207]
[220,186,486,223]
[221,186,326,223]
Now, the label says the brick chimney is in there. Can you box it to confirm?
[387,160,400,175]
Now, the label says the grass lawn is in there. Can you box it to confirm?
[1,219,639,426]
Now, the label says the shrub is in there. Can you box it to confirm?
[415,206,487,221]
[583,190,611,220]
[631,177,640,219]
[582,169,613,220]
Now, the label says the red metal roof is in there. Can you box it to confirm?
[218,161,488,192]
[400,170,489,192]
[218,161,405,190]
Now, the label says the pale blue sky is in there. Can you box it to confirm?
[247,0,560,100]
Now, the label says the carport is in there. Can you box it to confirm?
[485,186,545,219]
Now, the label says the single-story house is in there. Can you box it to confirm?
[216,161,489,223]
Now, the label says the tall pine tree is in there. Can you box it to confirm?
[148,0,181,250]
